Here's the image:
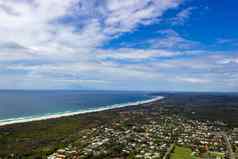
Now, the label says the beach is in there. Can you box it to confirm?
[1,93,238,158]
[0,96,167,157]
[0,96,164,127]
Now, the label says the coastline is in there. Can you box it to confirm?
[0,96,164,127]
[1,93,237,158]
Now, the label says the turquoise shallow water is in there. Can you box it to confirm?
[0,90,162,126]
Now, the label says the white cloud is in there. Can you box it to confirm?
[97,48,182,60]
[104,0,180,34]
[216,58,238,65]
[0,0,182,60]
[0,0,237,91]
[170,7,195,25]
[175,76,210,84]
[149,29,200,50]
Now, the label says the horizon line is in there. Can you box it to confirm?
[0,89,237,94]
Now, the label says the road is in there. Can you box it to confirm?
[162,143,175,159]
[220,132,235,159]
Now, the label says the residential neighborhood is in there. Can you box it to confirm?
[48,108,236,159]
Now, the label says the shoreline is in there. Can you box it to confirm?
[0,96,164,127]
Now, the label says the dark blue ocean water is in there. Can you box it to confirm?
[0,90,155,122]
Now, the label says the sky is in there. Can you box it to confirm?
[0,0,237,91]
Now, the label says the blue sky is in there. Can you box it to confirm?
[0,0,237,91]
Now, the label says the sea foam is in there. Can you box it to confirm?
[0,96,164,126]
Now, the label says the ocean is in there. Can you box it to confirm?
[0,90,163,126]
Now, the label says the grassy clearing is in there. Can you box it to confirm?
[170,145,195,159]
[208,151,225,159]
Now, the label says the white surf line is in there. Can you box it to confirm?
[0,96,164,127]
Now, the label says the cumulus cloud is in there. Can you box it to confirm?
[0,0,182,60]
[0,0,185,89]
[0,0,237,91]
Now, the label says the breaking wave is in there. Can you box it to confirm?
[0,96,164,126]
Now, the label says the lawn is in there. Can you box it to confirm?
[170,145,195,159]
[208,151,225,159]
